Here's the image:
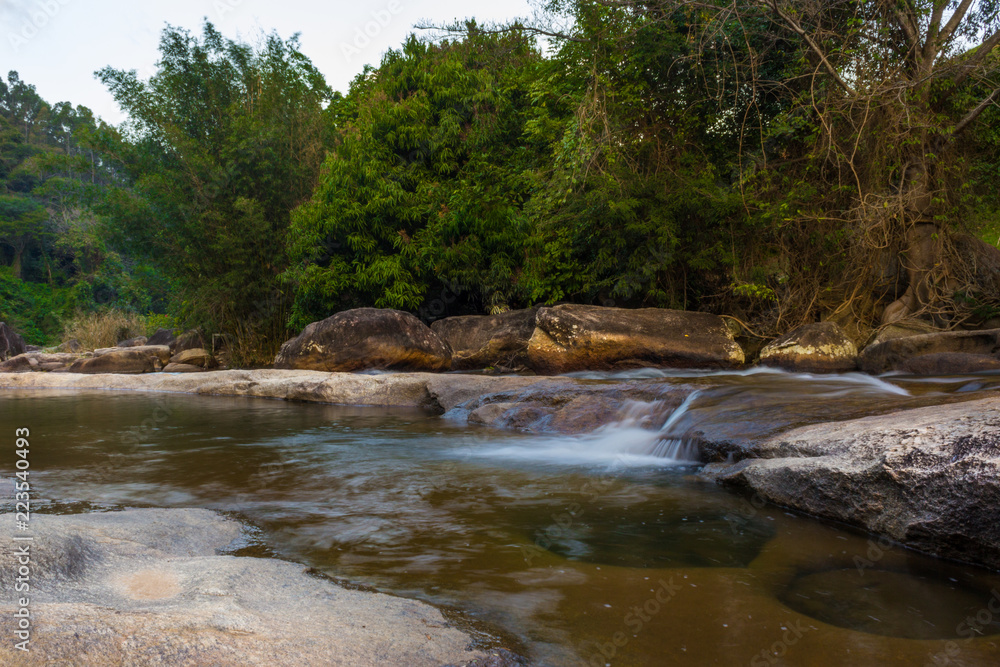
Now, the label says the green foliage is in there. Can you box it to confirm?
[94,22,332,364]
[286,29,542,328]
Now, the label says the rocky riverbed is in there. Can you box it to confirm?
[0,509,515,666]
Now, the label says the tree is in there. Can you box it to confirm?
[572,0,1000,328]
[285,28,543,327]
[0,194,48,278]
[95,22,333,363]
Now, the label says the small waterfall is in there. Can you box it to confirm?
[631,390,702,461]
[467,391,705,468]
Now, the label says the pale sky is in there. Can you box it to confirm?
[0,0,535,124]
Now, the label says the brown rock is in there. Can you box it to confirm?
[274,308,452,372]
[146,327,177,347]
[69,349,161,374]
[162,363,206,373]
[0,354,33,373]
[55,338,83,353]
[116,336,148,348]
[431,308,538,370]
[867,318,940,347]
[900,352,1000,375]
[170,347,213,367]
[859,329,1000,374]
[759,322,858,373]
[0,322,25,361]
[526,304,744,374]
[169,329,206,354]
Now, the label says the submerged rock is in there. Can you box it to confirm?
[275,308,452,372]
[859,328,1000,374]
[759,322,858,373]
[0,509,498,666]
[526,305,744,374]
[703,395,1000,569]
[0,322,25,361]
[431,308,538,371]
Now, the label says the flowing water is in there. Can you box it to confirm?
[3,368,1000,666]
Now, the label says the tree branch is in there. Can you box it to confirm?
[953,85,1000,135]
[936,0,977,53]
[755,0,857,96]
[953,27,1000,86]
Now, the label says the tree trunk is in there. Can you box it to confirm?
[11,245,24,280]
[881,158,945,325]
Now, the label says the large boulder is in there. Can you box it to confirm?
[146,327,177,347]
[859,329,1000,374]
[525,305,744,374]
[430,308,538,371]
[274,308,452,372]
[169,347,214,368]
[758,322,858,373]
[68,347,169,374]
[703,395,1000,569]
[0,322,25,361]
[169,329,206,354]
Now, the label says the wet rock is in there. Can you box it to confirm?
[275,308,451,372]
[170,329,206,354]
[859,329,1000,374]
[446,379,691,434]
[900,352,1000,375]
[431,308,538,370]
[526,305,744,374]
[0,509,496,666]
[116,336,148,347]
[759,322,858,373]
[170,347,214,368]
[146,327,177,347]
[702,395,1000,569]
[0,322,25,361]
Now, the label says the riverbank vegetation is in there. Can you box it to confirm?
[3,1,1000,364]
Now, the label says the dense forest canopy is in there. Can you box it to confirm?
[2,1,999,364]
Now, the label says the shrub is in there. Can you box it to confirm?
[61,309,149,350]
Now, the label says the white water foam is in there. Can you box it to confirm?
[468,392,704,468]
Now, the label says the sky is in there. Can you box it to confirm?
[0,0,536,124]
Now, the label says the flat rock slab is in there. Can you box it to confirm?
[0,509,493,666]
[702,395,1000,569]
